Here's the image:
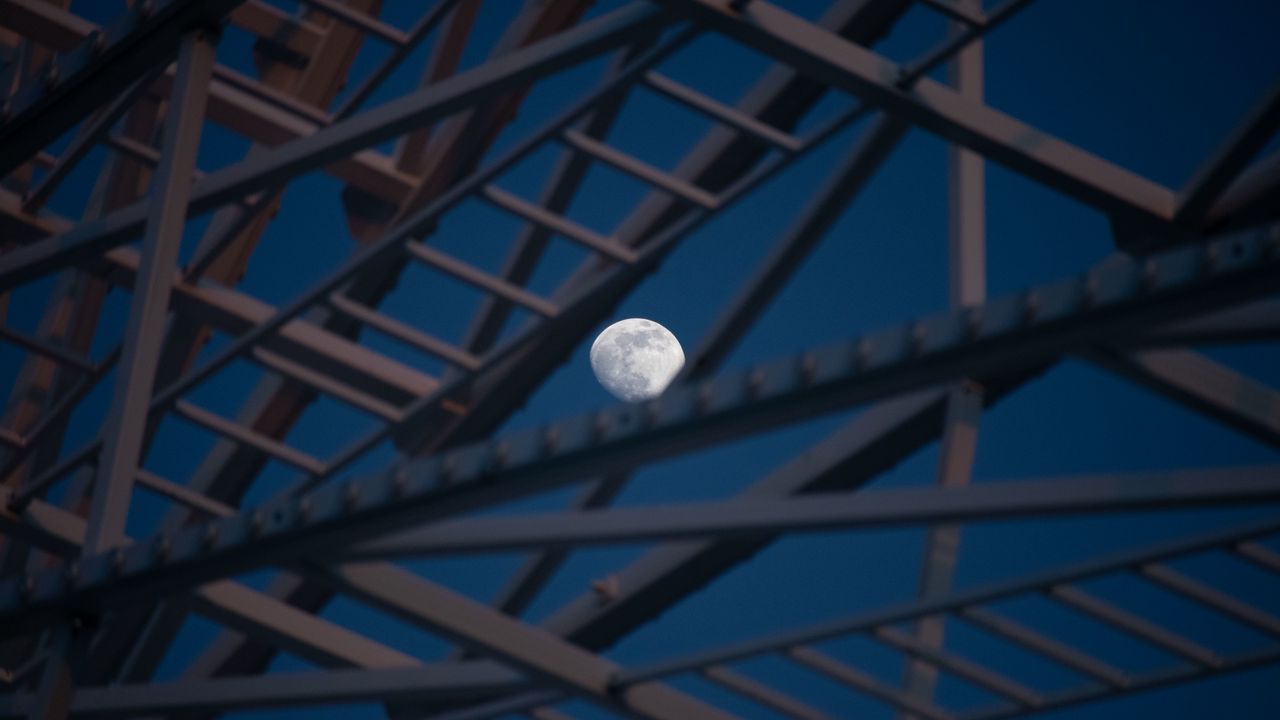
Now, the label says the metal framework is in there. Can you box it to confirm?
[0,0,1278,717]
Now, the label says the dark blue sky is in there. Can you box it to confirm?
[5,0,1280,717]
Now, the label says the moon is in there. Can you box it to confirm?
[590,318,685,403]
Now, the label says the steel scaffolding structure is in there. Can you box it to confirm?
[0,0,1278,717]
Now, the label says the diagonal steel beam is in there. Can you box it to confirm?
[1176,79,1280,227]
[658,0,1179,233]
[1205,149,1280,233]
[0,2,669,291]
[0,0,245,177]
[1088,347,1280,449]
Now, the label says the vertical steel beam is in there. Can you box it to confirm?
[26,624,87,720]
[81,29,216,556]
[902,5,985,714]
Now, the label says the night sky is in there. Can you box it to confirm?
[4,0,1280,717]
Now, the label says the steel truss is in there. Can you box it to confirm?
[0,0,1278,718]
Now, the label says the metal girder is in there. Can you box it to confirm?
[2,0,419,204]
[345,465,1280,557]
[3,225,1276,626]
[1089,348,1280,449]
[0,0,245,178]
[0,491,429,670]
[109,2,643,692]
[146,6,920,688]
[0,2,670,291]
[0,0,323,60]
[0,663,525,717]
[659,0,1180,234]
[903,8,987,708]
[684,113,909,378]
[1205,150,1280,232]
[309,563,734,720]
[1177,79,1280,227]
[1141,297,1280,346]
[84,29,217,555]
[614,517,1280,683]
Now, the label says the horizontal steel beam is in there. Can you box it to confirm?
[1,225,1276,626]
[1089,348,1280,449]
[0,663,524,717]
[348,465,1280,557]
[0,489,431,671]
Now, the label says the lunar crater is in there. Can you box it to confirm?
[590,318,684,403]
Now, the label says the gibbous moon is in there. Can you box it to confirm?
[590,318,685,403]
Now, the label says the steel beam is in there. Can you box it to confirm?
[1089,348,1280,449]
[659,0,1179,232]
[787,646,952,720]
[903,10,986,705]
[0,663,525,717]
[345,466,1280,558]
[1177,79,1280,226]
[962,646,1280,720]
[1141,298,1280,346]
[615,518,1280,683]
[0,2,669,291]
[1205,150,1280,232]
[2,226,1276,625]
[1,491,430,671]
[309,563,734,720]
[83,29,216,556]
